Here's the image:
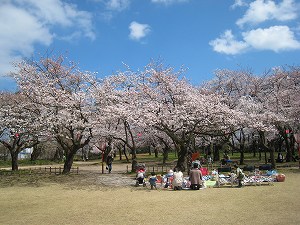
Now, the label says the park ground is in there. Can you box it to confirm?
[0,160,300,225]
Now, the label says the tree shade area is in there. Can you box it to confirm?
[0,55,299,172]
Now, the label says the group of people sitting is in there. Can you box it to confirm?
[136,159,205,190]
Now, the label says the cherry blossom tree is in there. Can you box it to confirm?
[205,67,295,166]
[92,72,148,171]
[12,56,96,173]
[235,95,282,165]
[135,63,241,171]
[0,92,42,170]
[256,66,300,162]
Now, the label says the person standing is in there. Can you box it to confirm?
[189,163,203,190]
[106,152,114,173]
[234,164,244,188]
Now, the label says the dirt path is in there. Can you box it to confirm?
[72,161,137,187]
[73,160,132,173]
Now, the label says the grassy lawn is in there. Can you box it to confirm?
[0,159,61,168]
[1,152,299,225]
[0,166,299,225]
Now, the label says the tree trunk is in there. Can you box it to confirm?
[131,147,137,160]
[130,145,137,172]
[213,144,220,162]
[285,136,292,162]
[123,144,129,162]
[290,134,296,160]
[63,151,76,174]
[131,159,138,172]
[63,145,81,174]
[264,147,268,164]
[31,145,42,161]
[252,140,257,157]
[11,151,19,171]
[118,145,122,161]
[269,141,276,169]
[162,147,169,164]
[154,147,158,158]
[277,127,292,162]
[175,144,188,172]
[259,149,262,161]
[258,131,273,165]
[239,147,245,165]
[159,137,170,165]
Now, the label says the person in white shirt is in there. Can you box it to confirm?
[172,168,183,190]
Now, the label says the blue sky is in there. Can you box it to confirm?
[0,0,300,91]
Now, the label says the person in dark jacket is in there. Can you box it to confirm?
[106,152,114,173]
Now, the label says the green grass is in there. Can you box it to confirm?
[1,151,298,171]
[0,159,60,168]
[115,152,177,165]
[1,165,299,225]
[132,153,177,163]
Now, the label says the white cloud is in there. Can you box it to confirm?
[0,3,53,76]
[243,25,300,52]
[209,30,249,55]
[210,26,300,54]
[106,0,130,11]
[151,0,189,5]
[129,21,151,41]
[97,0,130,22]
[0,0,95,76]
[231,0,247,9]
[237,0,298,27]
[21,0,96,40]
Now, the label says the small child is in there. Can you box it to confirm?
[149,172,158,190]
[136,169,145,184]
